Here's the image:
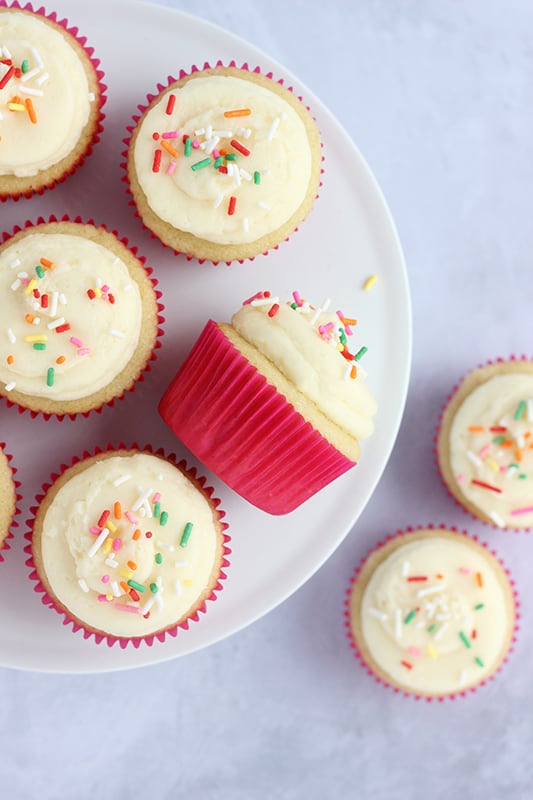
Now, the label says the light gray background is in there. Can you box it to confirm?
[1,1,532,798]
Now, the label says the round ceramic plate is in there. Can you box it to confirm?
[0,0,411,672]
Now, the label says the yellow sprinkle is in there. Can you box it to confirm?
[427,645,437,659]
[104,519,117,534]
[24,335,47,343]
[106,593,113,601]
[183,579,193,587]
[486,459,500,472]
[119,568,133,579]
[8,102,26,111]
[103,538,113,554]
[363,274,378,291]
[94,287,102,299]
[25,279,38,295]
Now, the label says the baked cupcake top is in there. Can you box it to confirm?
[0,8,98,179]
[34,451,224,638]
[128,65,322,260]
[0,443,16,548]
[0,221,157,414]
[438,360,533,529]
[350,530,515,697]
[231,290,377,443]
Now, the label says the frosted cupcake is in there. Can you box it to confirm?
[0,219,162,417]
[160,290,376,514]
[26,447,230,646]
[0,441,18,560]
[347,527,517,699]
[125,64,322,263]
[0,4,105,200]
[437,358,533,529]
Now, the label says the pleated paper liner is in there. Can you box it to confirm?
[121,60,324,265]
[344,524,520,702]
[24,443,231,649]
[0,441,22,563]
[0,1,107,201]
[435,355,533,532]
[159,319,355,515]
[0,214,165,420]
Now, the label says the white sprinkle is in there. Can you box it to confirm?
[17,85,43,97]
[213,130,232,138]
[174,579,183,597]
[394,608,402,639]
[213,192,224,209]
[506,465,519,479]
[489,510,505,528]
[35,72,49,86]
[157,473,164,481]
[310,298,331,326]
[233,167,241,187]
[7,328,16,344]
[96,277,102,289]
[88,92,95,102]
[205,125,212,140]
[132,486,153,511]
[194,128,205,136]
[466,451,482,468]
[30,46,43,69]
[204,136,220,155]
[110,581,121,598]
[113,474,131,487]
[31,316,40,326]
[343,363,352,381]
[9,258,21,269]
[10,279,21,292]
[402,560,410,577]
[2,46,12,60]
[4,380,16,392]
[227,163,234,178]
[157,541,175,552]
[257,201,270,210]
[49,291,59,317]
[266,116,280,141]
[459,669,468,686]
[417,583,446,598]
[174,560,188,568]
[123,284,133,292]
[20,66,41,82]
[242,217,249,234]
[367,608,387,621]
[109,328,126,339]
[17,271,28,278]
[87,528,109,558]
[47,317,66,330]
[59,293,67,305]
[434,622,449,641]
[243,127,252,139]
[142,596,157,615]
[78,579,90,593]
[527,399,533,423]
[239,168,252,181]
[251,296,279,307]
[104,557,119,568]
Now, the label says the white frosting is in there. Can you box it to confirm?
[449,373,533,528]
[0,10,93,177]
[360,536,512,694]
[231,298,376,440]
[0,232,142,401]
[133,74,314,244]
[40,453,221,637]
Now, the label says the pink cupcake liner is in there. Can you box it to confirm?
[121,59,324,266]
[0,441,22,563]
[344,523,520,702]
[434,354,533,533]
[23,442,231,649]
[159,319,354,515]
[0,213,165,420]
[0,1,107,202]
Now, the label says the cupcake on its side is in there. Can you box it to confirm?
[26,447,230,646]
[0,219,162,417]
[125,63,322,263]
[0,442,18,560]
[347,527,517,699]
[159,290,376,514]
[437,358,533,530]
[0,4,105,200]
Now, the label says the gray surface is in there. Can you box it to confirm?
[1,1,532,798]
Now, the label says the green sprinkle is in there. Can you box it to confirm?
[404,609,417,625]
[160,510,169,526]
[21,59,29,73]
[339,329,347,346]
[474,603,485,611]
[253,170,261,184]
[214,156,224,168]
[354,346,368,362]
[149,583,158,594]
[427,623,438,634]
[290,302,298,310]
[492,436,506,445]
[153,501,161,518]
[180,522,194,548]
[35,265,45,279]
[155,552,163,564]
[127,579,146,593]
[46,367,54,386]
[33,342,46,351]
[191,157,212,171]
[459,631,471,649]
[514,400,526,420]
[225,153,237,161]
[184,137,192,156]
[519,474,527,480]
[475,656,485,668]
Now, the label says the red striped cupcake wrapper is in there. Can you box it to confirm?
[0,441,22,563]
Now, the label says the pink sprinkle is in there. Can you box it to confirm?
[337,309,353,335]
[125,511,138,524]
[243,291,265,305]
[70,336,83,347]
[89,526,100,535]
[212,149,220,159]
[97,594,110,602]
[162,131,179,139]
[408,646,422,657]
[511,506,533,516]
[292,291,303,307]
[192,139,200,149]
[459,567,472,575]
[153,492,161,503]
[456,474,465,483]
[101,574,110,584]
[114,603,142,614]
[500,465,507,473]
[166,161,177,176]
[113,538,122,551]
[478,444,492,459]
[77,348,91,356]
[101,285,110,293]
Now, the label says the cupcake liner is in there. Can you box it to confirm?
[344,523,520,702]
[23,442,231,649]
[159,319,354,515]
[435,354,533,532]
[0,1,107,201]
[121,60,324,265]
[0,213,165,420]
[0,441,22,563]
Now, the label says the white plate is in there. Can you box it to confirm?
[0,0,411,673]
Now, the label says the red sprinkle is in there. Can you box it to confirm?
[33,288,40,299]
[152,149,162,173]
[129,589,140,602]
[97,509,111,528]
[55,323,71,334]
[230,138,251,157]
[87,288,96,300]
[268,303,280,318]
[218,165,228,174]
[228,196,237,216]
[108,294,115,305]
[400,661,413,670]
[471,478,502,494]
[152,132,160,140]
[407,576,428,582]
[0,65,15,90]
[145,531,153,539]
[41,294,49,309]
[165,94,176,115]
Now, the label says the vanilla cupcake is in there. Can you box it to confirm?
[0,219,162,417]
[347,527,517,699]
[159,290,376,514]
[0,441,18,559]
[0,4,105,200]
[27,447,230,645]
[437,358,533,529]
[125,64,322,263]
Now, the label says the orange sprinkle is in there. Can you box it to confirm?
[25,97,37,124]
[6,355,14,365]
[350,365,357,379]
[224,108,251,118]
[468,426,485,432]
[55,355,66,365]
[40,257,55,269]
[160,139,179,158]
[525,432,532,440]
[515,447,523,463]
[132,528,141,541]
[341,317,358,326]
[476,572,483,588]
[499,440,513,448]
[113,501,122,520]
[119,581,130,594]
[218,148,227,156]
[436,573,444,580]
[127,560,137,571]
[24,313,35,324]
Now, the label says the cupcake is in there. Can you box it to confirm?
[0,441,18,560]
[26,446,230,646]
[347,527,517,699]
[159,290,376,514]
[0,218,162,417]
[125,63,322,263]
[0,3,105,200]
[437,358,533,530]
